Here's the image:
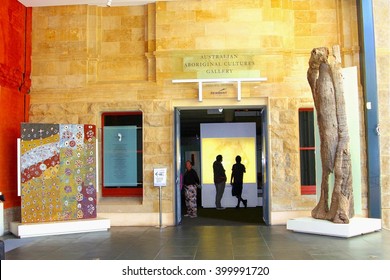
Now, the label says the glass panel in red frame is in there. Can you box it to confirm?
[101,111,143,197]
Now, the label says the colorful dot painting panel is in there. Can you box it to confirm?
[20,123,97,223]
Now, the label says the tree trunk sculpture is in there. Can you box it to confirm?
[307,45,354,224]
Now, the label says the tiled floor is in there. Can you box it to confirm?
[2,214,390,260]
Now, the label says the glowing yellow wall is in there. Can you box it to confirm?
[201,137,257,184]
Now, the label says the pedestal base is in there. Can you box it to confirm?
[286,217,381,238]
[10,218,111,238]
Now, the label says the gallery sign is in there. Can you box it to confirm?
[183,53,260,79]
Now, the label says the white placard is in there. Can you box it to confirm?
[153,168,167,187]
[17,138,21,196]
[96,140,99,193]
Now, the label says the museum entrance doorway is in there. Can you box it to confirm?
[174,106,269,226]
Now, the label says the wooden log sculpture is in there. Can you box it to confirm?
[307,45,354,224]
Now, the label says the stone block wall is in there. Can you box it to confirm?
[27,0,370,226]
[269,97,316,213]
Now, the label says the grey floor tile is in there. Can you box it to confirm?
[116,249,160,260]
[154,245,197,259]
[234,255,274,260]
[195,251,234,260]
[233,244,271,257]
[272,251,315,260]
[311,252,354,260]
[164,237,200,246]
[2,218,390,260]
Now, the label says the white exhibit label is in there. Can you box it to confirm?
[154,168,167,187]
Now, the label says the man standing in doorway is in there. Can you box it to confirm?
[213,154,227,210]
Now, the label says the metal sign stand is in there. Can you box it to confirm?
[157,185,166,229]
[154,168,167,230]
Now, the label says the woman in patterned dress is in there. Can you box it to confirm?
[183,160,200,218]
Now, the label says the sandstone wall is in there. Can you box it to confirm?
[28,0,367,226]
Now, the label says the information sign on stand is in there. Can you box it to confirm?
[154,168,167,187]
[154,168,167,229]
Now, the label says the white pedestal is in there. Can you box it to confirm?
[0,202,4,236]
[10,218,111,238]
[287,217,381,238]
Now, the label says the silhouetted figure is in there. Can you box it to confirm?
[213,155,227,210]
[231,155,247,209]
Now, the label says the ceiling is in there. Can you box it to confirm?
[18,0,170,7]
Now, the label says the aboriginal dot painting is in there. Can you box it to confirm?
[20,123,97,223]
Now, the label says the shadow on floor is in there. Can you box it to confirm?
[180,206,265,226]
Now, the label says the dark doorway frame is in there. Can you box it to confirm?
[174,106,270,225]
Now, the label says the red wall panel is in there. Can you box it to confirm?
[0,0,31,209]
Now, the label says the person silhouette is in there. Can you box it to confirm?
[230,155,247,208]
[213,154,227,210]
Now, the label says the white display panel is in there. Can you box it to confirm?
[200,122,257,208]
